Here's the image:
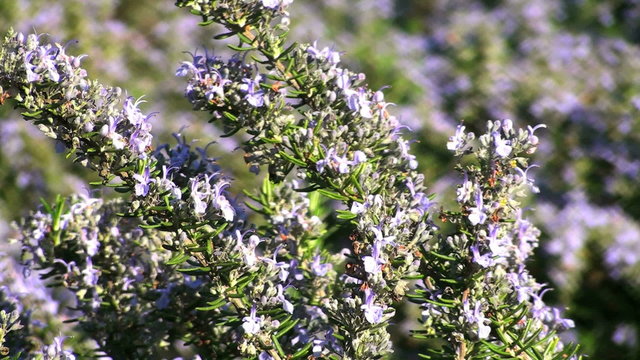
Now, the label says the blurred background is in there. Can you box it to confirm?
[1,0,640,358]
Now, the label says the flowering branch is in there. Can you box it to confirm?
[413,120,579,359]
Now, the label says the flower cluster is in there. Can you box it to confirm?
[416,120,577,358]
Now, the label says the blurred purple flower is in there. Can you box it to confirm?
[310,255,332,276]
[361,288,384,324]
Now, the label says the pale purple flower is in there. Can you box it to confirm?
[307,42,341,65]
[310,255,332,276]
[234,231,263,267]
[527,124,547,145]
[468,190,487,225]
[175,61,199,77]
[471,244,494,268]
[447,125,466,151]
[240,75,265,107]
[457,174,474,203]
[350,150,367,166]
[262,247,290,282]
[53,259,77,274]
[487,225,510,259]
[189,178,209,215]
[612,324,637,347]
[43,61,60,82]
[345,88,372,118]
[80,228,100,257]
[129,126,153,156]
[276,284,294,314]
[350,201,367,214]
[123,97,147,126]
[288,259,304,281]
[502,119,513,133]
[361,288,385,324]
[262,0,280,8]
[506,267,534,302]
[493,132,512,158]
[133,166,152,197]
[412,191,434,215]
[335,69,352,91]
[259,352,274,360]
[515,164,540,193]
[81,257,99,287]
[242,306,262,335]
[24,52,41,82]
[211,181,235,221]
[24,46,62,83]
[41,336,76,360]
[363,241,384,274]
[155,165,182,200]
[463,300,491,339]
[371,226,396,246]
[397,139,418,169]
[316,147,350,174]
[100,116,126,149]
[530,288,552,319]
[549,307,575,330]
[202,71,231,100]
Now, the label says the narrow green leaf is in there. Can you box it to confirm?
[199,19,215,26]
[262,175,273,203]
[336,210,357,220]
[177,266,211,274]
[275,318,299,338]
[317,188,349,201]
[291,342,313,359]
[206,237,214,255]
[237,32,254,44]
[214,31,236,39]
[195,298,227,311]
[277,41,298,60]
[39,198,53,214]
[166,252,191,265]
[271,335,285,357]
[278,151,307,167]
[227,44,256,52]
[429,251,457,261]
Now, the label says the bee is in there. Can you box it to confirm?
[0,91,10,105]
[271,81,284,93]
[350,232,364,255]
[488,162,504,187]
[352,241,364,255]
[345,262,365,280]
[439,206,448,222]
[490,209,501,223]
[462,288,470,303]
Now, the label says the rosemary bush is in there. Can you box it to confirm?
[0,1,587,359]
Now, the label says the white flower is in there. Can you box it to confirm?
[447,125,466,151]
[493,132,512,158]
[242,307,262,335]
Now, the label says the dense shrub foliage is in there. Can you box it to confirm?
[0,0,639,359]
